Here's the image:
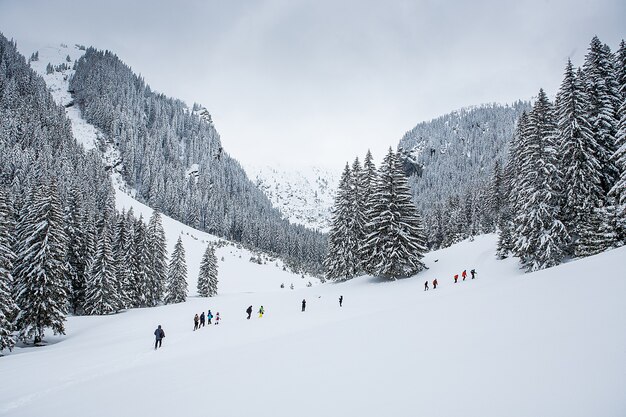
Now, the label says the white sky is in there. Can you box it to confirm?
[1,0,624,168]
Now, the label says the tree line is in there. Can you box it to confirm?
[495,36,625,271]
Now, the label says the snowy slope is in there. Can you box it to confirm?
[1,235,625,417]
[245,164,340,232]
[28,44,100,151]
[27,43,319,293]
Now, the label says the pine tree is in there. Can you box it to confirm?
[556,59,603,245]
[197,244,218,297]
[365,148,427,280]
[349,157,367,273]
[132,215,150,307]
[498,113,526,260]
[165,236,188,304]
[146,211,167,306]
[361,150,378,272]
[113,212,131,309]
[609,40,626,242]
[64,186,88,314]
[13,182,69,344]
[0,187,17,352]
[512,90,569,271]
[324,164,357,281]
[582,36,620,195]
[121,209,138,306]
[84,218,120,315]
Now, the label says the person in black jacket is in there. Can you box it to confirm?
[246,305,253,319]
[302,299,306,312]
[339,295,343,307]
[154,325,165,350]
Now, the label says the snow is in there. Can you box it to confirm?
[1,234,625,417]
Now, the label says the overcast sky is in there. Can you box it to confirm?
[1,0,624,168]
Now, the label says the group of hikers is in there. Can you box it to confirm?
[193,310,220,330]
[155,268,481,349]
[153,295,345,349]
[424,268,477,291]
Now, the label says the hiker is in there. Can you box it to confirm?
[471,269,477,279]
[302,299,306,312]
[462,270,467,281]
[194,314,199,331]
[215,312,220,325]
[339,295,343,307]
[433,279,438,289]
[424,281,429,291]
[454,274,458,283]
[246,305,253,320]
[200,311,206,327]
[154,325,165,350]
[258,306,264,318]
[207,310,213,325]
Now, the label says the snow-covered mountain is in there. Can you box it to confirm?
[25,42,326,273]
[2,235,624,416]
[245,164,340,232]
[26,43,320,290]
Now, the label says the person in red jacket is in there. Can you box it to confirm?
[462,270,467,281]
[454,274,458,283]
[433,279,438,289]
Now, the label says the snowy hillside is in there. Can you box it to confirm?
[27,44,100,151]
[245,164,340,232]
[1,235,624,417]
[27,43,319,292]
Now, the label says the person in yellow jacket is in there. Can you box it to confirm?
[258,305,265,318]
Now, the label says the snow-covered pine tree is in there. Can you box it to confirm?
[324,163,357,281]
[349,157,367,274]
[146,211,167,306]
[197,243,218,297]
[121,209,138,306]
[609,40,626,243]
[132,215,150,307]
[64,185,88,314]
[165,236,188,304]
[365,148,427,280]
[113,211,132,309]
[84,216,120,315]
[582,37,620,195]
[13,181,69,344]
[512,90,569,271]
[361,150,378,273]
[556,59,603,248]
[0,187,17,352]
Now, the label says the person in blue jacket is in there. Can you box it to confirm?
[154,325,165,350]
